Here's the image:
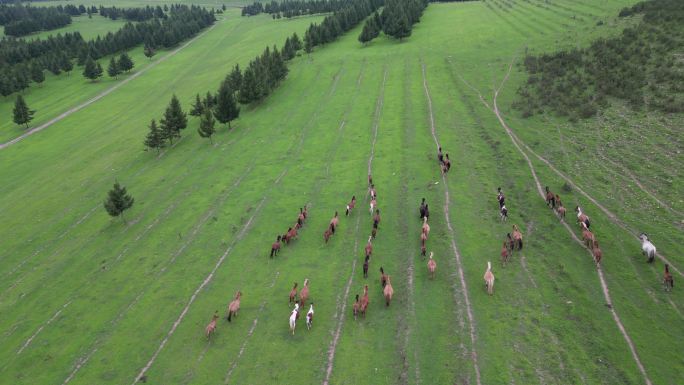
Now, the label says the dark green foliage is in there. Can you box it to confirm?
[204,91,216,109]
[103,181,134,223]
[82,57,103,81]
[303,0,383,51]
[30,64,45,85]
[118,53,134,73]
[515,0,684,119]
[60,54,74,75]
[227,64,243,91]
[381,0,427,40]
[198,107,216,143]
[359,15,381,44]
[159,94,188,144]
[13,94,35,129]
[190,93,204,116]
[144,44,156,60]
[107,57,120,78]
[237,46,288,104]
[144,119,165,153]
[0,4,73,37]
[215,80,240,127]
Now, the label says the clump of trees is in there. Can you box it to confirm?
[514,0,684,119]
[105,53,135,79]
[303,0,383,51]
[144,94,188,152]
[242,0,345,18]
[0,4,73,37]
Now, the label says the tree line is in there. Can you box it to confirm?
[514,0,684,120]
[303,0,384,51]
[0,4,72,37]
[242,0,345,18]
[0,5,215,96]
[98,5,163,22]
[359,0,428,43]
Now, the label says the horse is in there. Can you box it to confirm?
[353,294,360,320]
[380,267,388,289]
[287,226,298,242]
[639,233,656,263]
[421,243,426,258]
[289,282,298,305]
[420,231,428,247]
[575,206,590,229]
[484,262,495,295]
[370,197,377,215]
[423,204,430,221]
[545,186,556,208]
[500,205,508,222]
[368,174,373,186]
[664,264,674,291]
[497,187,505,209]
[346,196,356,216]
[299,279,310,307]
[444,154,451,172]
[205,311,219,340]
[284,227,293,244]
[512,224,523,250]
[437,146,444,164]
[427,252,436,279]
[506,233,515,253]
[323,226,332,243]
[557,202,566,220]
[363,256,370,278]
[419,198,427,220]
[270,235,281,258]
[373,210,381,229]
[364,236,373,258]
[359,285,369,318]
[330,212,339,234]
[306,303,314,330]
[369,184,377,200]
[289,304,299,335]
[227,291,241,322]
[302,205,308,220]
[582,226,595,249]
[371,227,377,239]
[501,241,510,266]
[298,208,305,227]
[422,217,430,237]
[592,241,602,266]
[383,276,394,306]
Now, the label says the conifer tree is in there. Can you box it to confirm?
[198,107,216,143]
[60,54,74,75]
[103,181,134,223]
[238,67,260,104]
[227,64,242,92]
[107,57,120,78]
[159,94,187,144]
[30,64,45,85]
[190,93,204,116]
[13,95,35,129]
[144,44,156,60]
[144,119,165,153]
[118,52,134,73]
[83,57,103,81]
[215,80,240,128]
[291,32,302,51]
[204,91,216,109]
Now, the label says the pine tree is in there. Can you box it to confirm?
[31,64,45,85]
[291,32,302,51]
[144,119,165,154]
[159,94,187,144]
[227,64,242,92]
[189,93,204,116]
[198,107,216,143]
[107,57,120,78]
[204,91,216,109]
[60,54,74,75]
[83,57,103,81]
[238,67,260,104]
[215,80,240,128]
[103,181,134,223]
[144,44,156,60]
[13,95,35,129]
[118,52,134,73]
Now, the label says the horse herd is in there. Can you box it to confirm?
[205,146,675,339]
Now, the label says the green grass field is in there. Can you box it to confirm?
[1,1,682,384]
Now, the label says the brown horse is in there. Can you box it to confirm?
[302,205,308,220]
[557,202,566,220]
[353,294,360,320]
[205,311,219,340]
[330,212,339,234]
[383,276,394,306]
[288,226,298,242]
[346,196,356,216]
[664,264,674,291]
[270,235,281,258]
[298,208,305,227]
[363,255,370,278]
[506,233,515,253]
[545,186,556,208]
[592,240,602,266]
[422,217,430,237]
[379,267,388,289]
[299,279,310,307]
[373,210,381,228]
[420,231,427,247]
[227,291,241,322]
[371,227,377,239]
[368,174,373,186]
[364,236,373,258]
[444,154,451,172]
[582,226,595,249]
[501,241,510,266]
[427,252,436,279]
[359,285,369,318]
[421,243,426,258]
[512,224,523,250]
[289,282,298,305]
[323,226,332,243]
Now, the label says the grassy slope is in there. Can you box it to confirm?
[1,1,682,385]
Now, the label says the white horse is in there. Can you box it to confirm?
[640,233,656,263]
[483,261,495,295]
[306,303,314,330]
[289,303,299,335]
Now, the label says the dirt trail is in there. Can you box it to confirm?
[487,59,652,385]
[16,301,71,354]
[421,62,482,385]
[323,67,387,385]
[0,23,219,150]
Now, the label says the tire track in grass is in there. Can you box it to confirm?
[421,61,482,385]
[488,59,653,385]
[0,22,220,150]
[16,301,71,354]
[323,67,387,385]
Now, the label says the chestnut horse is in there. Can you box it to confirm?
[365,236,373,258]
[323,226,332,243]
[380,267,388,289]
[512,224,523,250]
[556,201,566,220]
[346,196,356,216]
[592,240,602,266]
[205,311,219,340]
[289,282,298,305]
[330,212,339,234]
[270,235,281,258]
[484,262,495,295]
[359,285,369,318]
[299,279,310,307]
[227,291,241,322]
[664,264,674,291]
[373,210,381,229]
[427,252,436,279]
[363,255,370,278]
[422,217,430,237]
[383,276,394,306]
[501,241,510,266]
[582,225,595,249]
[444,154,451,172]
[545,186,556,208]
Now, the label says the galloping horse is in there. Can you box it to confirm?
[422,217,430,237]
[556,199,566,220]
[497,187,505,209]
[379,267,388,289]
[373,210,381,229]
[289,303,299,335]
[592,241,602,266]
[575,206,590,229]
[365,236,373,258]
[306,303,314,330]
[346,196,356,216]
[427,252,437,279]
[205,311,219,340]
[639,233,656,263]
[419,198,427,220]
[383,276,394,306]
[329,212,339,234]
[545,186,556,209]
[270,235,281,258]
[299,279,310,307]
[227,291,241,322]
[323,226,333,243]
[289,282,298,305]
[359,285,369,318]
[483,262,495,295]
[363,255,370,278]
[664,264,674,291]
[512,224,523,250]
[581,225,595,248]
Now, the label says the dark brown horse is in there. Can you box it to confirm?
[545,186,556,208]
[270,235,281,258]
[664,264,674,291]
[380,267,388,289]
[592,240,602,266]
[289,282,298,305]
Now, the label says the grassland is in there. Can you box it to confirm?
[1,1,682,385]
